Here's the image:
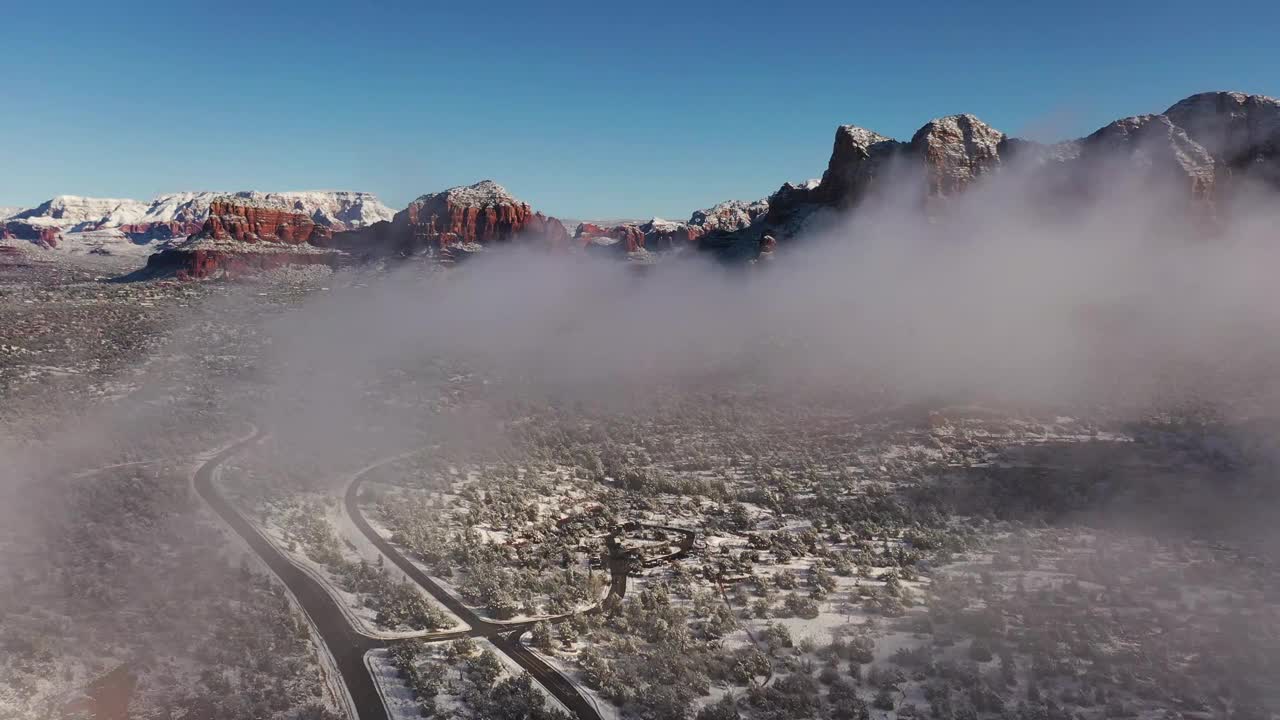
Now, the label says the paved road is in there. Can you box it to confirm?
[344,464,610,719]
[192,430,388,720]
[196,432,696,720]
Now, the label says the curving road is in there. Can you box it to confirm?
[195,431,695,720]
[343,460,615,719]
[192,429,388,720]
[344,456,695,719]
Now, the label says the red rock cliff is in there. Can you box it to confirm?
[198,199,332,245]
[332,180,570,257]
[575,222,647,253]
[142,197,340,279]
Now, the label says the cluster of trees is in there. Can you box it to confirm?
[858,529,1280,720]
[280,505,449,630]
[370,380,1280,719]
[388,639,569,719]
[376,491,602,620]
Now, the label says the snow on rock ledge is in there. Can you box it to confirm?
[142,197,344,279]
[331,180,572,258]
[3,191,394,252]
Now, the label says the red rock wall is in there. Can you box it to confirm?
[400,196,569,249]
[575,223,646,252]
[197,200,331,245]
[1,221,60,247]
[146,247,338,280]
[334,199,570,257]
[119,221,203,242]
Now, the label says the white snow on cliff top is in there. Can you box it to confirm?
[409,180,521,208]
[14,196,148,227]
[643,217,685,232]
[8,191,393,230]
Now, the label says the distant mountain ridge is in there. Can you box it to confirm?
[6,90,1277,273]
[0,191,393,255]
[735,90,1280,253]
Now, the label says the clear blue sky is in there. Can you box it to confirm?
[2,0,1275,220]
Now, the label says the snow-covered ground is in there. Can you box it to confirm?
[366,638,570,720]
[2,190,395,256]
[226,486,466,637]
[360,508,598,624]
[519,636,622,720]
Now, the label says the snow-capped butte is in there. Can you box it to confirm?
[1,190,393,255]
[11,196,148,230]
[405,179,516,208]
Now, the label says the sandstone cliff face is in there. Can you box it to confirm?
[739,91,1280,253]
[1076,114,1218,206]
[199,199,333,245]
[818,126,904,207]
[1164,91,1280,189]
[687,199,771,241]
[757,125,903,236]
[333,181,570,257]
[909,114,1006,198]
[574,198,770,257]
[144,246,338,280]
[5,191,392,253]
[576,222,647,253]
[396,180,569,249]
[117,221,205,242]
[1,221,60,247]
[144,197,341,279]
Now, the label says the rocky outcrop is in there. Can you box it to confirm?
[909,114,1006,198]
[198,198,332,245]
[1076,114,1218,205]
[10,196,146,231]
[732,90,1280,254]
[142,197,342,279]
[818,126,905,207]
[331,180,571,258]
[1164,91,1280,189]
[400,181,570,248]
[755,125,904,237]
[574,198,770,257]
[4,191,393,251]
[117,221,204,242]
[1,221,60,247]
[576,222,647,253]
[687,199,770,241]
[143,244,339,280]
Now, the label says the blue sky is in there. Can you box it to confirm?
[2,0,1276,219]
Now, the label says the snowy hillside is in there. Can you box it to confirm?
[135,191,394,229]
[12,196,148,231]
[1,191,394,256]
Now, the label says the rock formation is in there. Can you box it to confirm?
[1,221,60,247]
[116,221,205,242]
[143,197,342,279]
[573,198,771,256]
[909,114,1006,198]
[687,199,771,239]
[331,180,571,258]
[15,89,1278,272]
[3,191,392,252]
[199,198,332,245]
[576,222,647,253]
[1164,91,1280,189]
[1075,114,1218,209]
[732,90,1280,255]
